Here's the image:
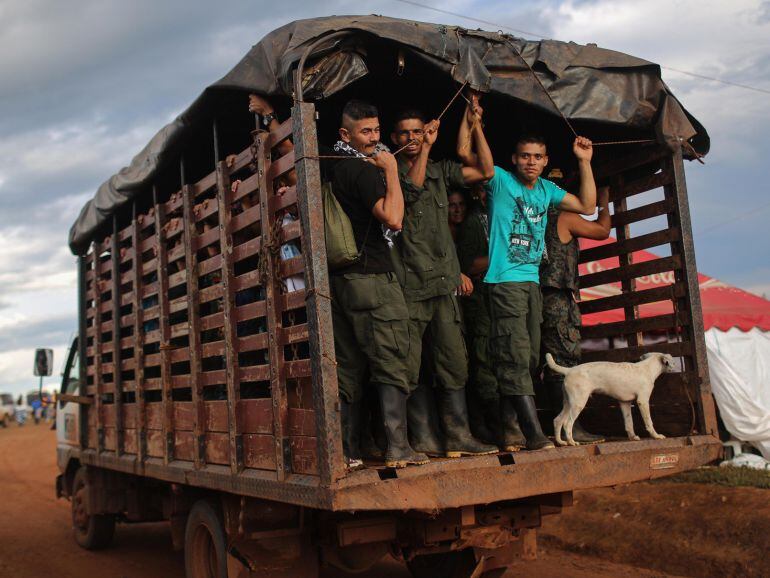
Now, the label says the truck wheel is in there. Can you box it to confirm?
[71,467,116,550]
[0,415,8,428]
[185,500,228,578]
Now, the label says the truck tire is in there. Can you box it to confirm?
[0,415,8,428]
[185,500,228,578]
[407,549,507,578]
[71,467,116,550]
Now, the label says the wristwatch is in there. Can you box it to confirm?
[262,112,277,127]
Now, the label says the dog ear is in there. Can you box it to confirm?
[639,353,652,361]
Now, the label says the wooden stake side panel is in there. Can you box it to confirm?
[577,147,712,438]
[82,117,317,478]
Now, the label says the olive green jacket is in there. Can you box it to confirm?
[394,157,464,301]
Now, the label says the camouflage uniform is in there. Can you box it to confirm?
[540,208,581,383]
[456,207,498,401]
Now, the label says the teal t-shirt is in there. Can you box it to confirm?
[484,167,566,284]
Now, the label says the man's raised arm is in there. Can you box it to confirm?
[558,137,597,215]
[457,94,495,184]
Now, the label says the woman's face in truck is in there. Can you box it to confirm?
[339,116,381,155]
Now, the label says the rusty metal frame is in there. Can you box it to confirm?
[93,240,105,453]
[292,102,344,485]
[111,215,124,455]
[78,255,89,449]
[181,160,207,469]
[131,202,147,461]
[664,149,718,435]
[256,129,290,480]
[154,185,175,463]
[214,119,244,473]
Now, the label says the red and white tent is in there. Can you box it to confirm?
[578,237,770,332]
[579,237,770,460]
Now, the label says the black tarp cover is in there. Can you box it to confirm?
[69,14,709,254]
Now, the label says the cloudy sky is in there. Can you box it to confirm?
[0,0,768,396]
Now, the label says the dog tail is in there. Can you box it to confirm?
[545,353,571,375]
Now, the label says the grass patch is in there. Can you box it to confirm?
[660,466,770,489]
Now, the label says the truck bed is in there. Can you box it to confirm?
[65,434,720,511]
[69,106,720,514]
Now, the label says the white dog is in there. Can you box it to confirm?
[546,352,675,446]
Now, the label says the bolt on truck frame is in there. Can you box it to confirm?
[56,16,721,578]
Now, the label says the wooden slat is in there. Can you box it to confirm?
[238,399,273,434]
[266,150,296,182]
[580,312,690,340]
[192,171,217,197]
[266,117,293,148]
[194,226,220,252]
[610,169,672,202]
[256,129,289,480]
[579,228,680,263]
[154,187,175,464]
[182,185,204,469]
[232,236,261,262]
[243,434,277,470]
[611,198,676,228]
[581,340,693,363]
[216,157,243,473]
[279,256,304,278]
[269,185,297,213]
[231,172,259,203]
[231,205,261,233]
[579,283,686,315]
[580,255,682,289]
[93,241,105,452]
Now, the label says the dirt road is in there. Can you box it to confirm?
[2,424,762,577]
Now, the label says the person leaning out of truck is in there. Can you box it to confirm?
[483,127,597,451]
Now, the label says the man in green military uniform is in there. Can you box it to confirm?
[390,95,498,458]
[329,100,428,469]
[539,185,611,443]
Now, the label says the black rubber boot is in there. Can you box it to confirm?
[377,383,430,468]
[545,379,604,444]
[507,395,554,451]
[360,392,386,460]
[341,399,365,470]
[437,389,499,458]
[407,384,445,457]
[468,391,497,445]
[496,398,526,452]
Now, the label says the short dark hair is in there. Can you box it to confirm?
[342,100,379,122]
[515,134,548,150]
[392,108,427,130]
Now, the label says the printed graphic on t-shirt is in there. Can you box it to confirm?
[507,203,546,264]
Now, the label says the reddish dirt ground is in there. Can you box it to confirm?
[0,424,765,577]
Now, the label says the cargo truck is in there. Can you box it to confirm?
[56,16,721,578]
